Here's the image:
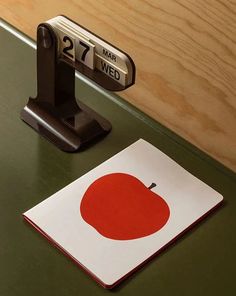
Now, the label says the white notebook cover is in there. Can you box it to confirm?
[23,139,223,288]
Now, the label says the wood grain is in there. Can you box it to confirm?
[1,0,236,172]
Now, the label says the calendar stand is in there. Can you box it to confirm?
[21,23,112,152]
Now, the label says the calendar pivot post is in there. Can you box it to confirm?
[21,23,111,152]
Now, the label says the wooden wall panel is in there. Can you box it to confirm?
[1,0,236,172]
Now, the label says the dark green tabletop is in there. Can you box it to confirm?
[0,20,235,296]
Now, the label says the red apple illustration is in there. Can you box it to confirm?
[80,173,170,240]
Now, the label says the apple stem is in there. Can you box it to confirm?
[148,183,156,190]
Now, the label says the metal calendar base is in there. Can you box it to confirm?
[21,98,111,152]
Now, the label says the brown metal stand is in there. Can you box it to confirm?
[21,23,111,152]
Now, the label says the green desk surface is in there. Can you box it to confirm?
[0,20,235,296]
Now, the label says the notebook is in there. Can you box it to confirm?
[23,139,223,288]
